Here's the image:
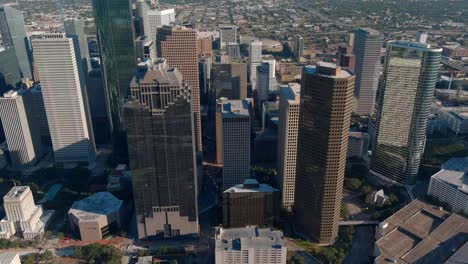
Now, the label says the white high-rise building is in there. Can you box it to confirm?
[32,33,96,166]
[215,226,287,264]
[353,28,383,115]
[277,83,300,209]
[293,34,303,58]
[146,8,175,48]
[219,25,237,49]
[0,186,44,239]
[256,62,278,103]
[249,41,262,90]
[216,98,252,190]
[0,90,44,169]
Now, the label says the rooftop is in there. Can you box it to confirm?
[357,27,381,35]
[388,40,442,52]
[219,98,251,117]
[0,253,19,264]
[375,200,468,264]
[304,62,352,79]
[69,192,122,222]
[441,157,468,172]
[224,179,279,194]
[432,169,468,194]
[216,226,286,251]
[4,186,30,201]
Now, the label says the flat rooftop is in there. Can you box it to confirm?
[219,99,251,116]
[69,192,122,222]
[4,186,30,201]
[224,179,279,194]
[432,170,468,194]
[0,253,19,264]
[304,62,352,79]
[216,226,286,251]
[375,200,468,264]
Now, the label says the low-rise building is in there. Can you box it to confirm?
[0,186,44,239]
[223,179,280,228]
[0,253,20,264]
[215,226,287,264]
[68,192,123,242]
[374,199,468,263]
[428,157,468,215]
[365,189,388,207]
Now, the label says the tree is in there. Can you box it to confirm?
[345,178,362,190]
[290,255,306,264]
[389,194,399,204]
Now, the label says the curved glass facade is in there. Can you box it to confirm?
[92,0,136,161]
[370,42,442,185]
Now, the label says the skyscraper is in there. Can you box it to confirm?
[0,6,32,79]
[216,98,252,190]
[157,25,202,151]
[353,28,383,115]
[92,0,136,162]
[212,62,247,100]
[64,18,91,74]
[370,41,442,185]
[226,42,241,61]
[0,46,21,93]
[0,90,43,169]
[32,33,95,166]
[256,62,277,103]
[249,40,262,90]
[293,35,304,59]
[295,62,354,245]
[146,8,175,47]
[277,83,300,209]
[219,25,237,49]
[125,61,198,239]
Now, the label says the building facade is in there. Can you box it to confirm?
[277,84,300,209]
[212,63,247,100]
[32,33,96,165]
[216,99,252,190]
[157,25,202,152]
[146,8,175,49]
[92,0,136,162]
[295,63,355,245]
[64,18,91,74]
[353,28,383,115]
[0,90,44,169]
[215,226,287,264]
[370,41,442,185]
[248,40,262,90]
[219,25,237,49]
[223,179,280,228]
[125,61,199,239]
[0,47,21,94]
[293,35,304,58]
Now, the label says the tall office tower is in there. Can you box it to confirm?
[92,0,136,162]
[29,85,51,147]
[0,47,21,93]
[337,45,355,70]
[216,98,252,190]
[219,25,237,49]
[0,90,43,169]
[353,28,383,115]
[370,41,442,185]
[295,62,354,245]
[135,36,154,61]
[32,34,96,166]
[157,25,202,151]
[147,8,175,47]
[277,83,300,209]
[249,40,262,90]
[416,31,428,44]
[256,62,278,103]
[347,33,355,47]
[197,36,212,57]
[64,18,91,74]
[199,57,211,101]
[0,6,32,79]
[135,0,150,36]
[86,69,108,145]
[226,42,241,61]
[293,35,304,59]
[0,186,44,239]
[125,61,198,239]
[212,63,247,99]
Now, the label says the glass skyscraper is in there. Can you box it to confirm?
[370,41,442,185]
[0,6,33,80]
[92,0,136,161]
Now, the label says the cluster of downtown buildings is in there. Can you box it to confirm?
[0,0,466,263]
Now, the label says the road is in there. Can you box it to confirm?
[343,226,375,264]
[285,238,323,264]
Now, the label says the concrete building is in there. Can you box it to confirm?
[0,46,21,94]
[428,157,468,215]
[374,199,468,263]
[146,8,175,48]
[0,90,44,169]
[249,41,262,90]
[278,63,303,83]
[347,131,370,159]
[437,107,468,135]
[125,60,199,239]
[0,253,20,264]
[64,18,91,74]
[353,28,383,115]
[212,63,247,100]
[215,226,287,264]
[135,36,155,62]
[442,45,468,58]
[223,179,280,228]
[32,33,96,166]
[292,34,303,58]
[0,6,32,79]
[226,42,241,61]
[197,36,212,57]
[216,98,252,190]
[256,62,278,104]
[370,41,442,185]
[157,25,202,152]
[295,62,355,245]
[135,0,150,36]
[219,25,237,49]
[0,186,44,239]
[277,83,300,209]
[68,192,123,242]
[365,189,388,207]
